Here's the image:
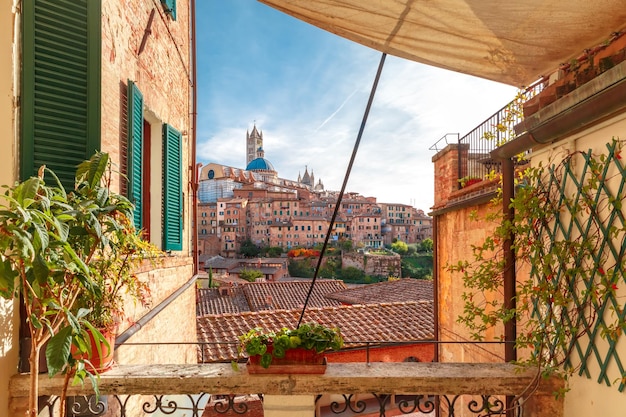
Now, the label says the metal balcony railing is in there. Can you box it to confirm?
[9,341,563,417]
[12,362,561,417]
[430,82,544,189]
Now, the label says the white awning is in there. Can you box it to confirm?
[259,0,626,87]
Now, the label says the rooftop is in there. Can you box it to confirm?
[196,279,348,316]
[325,278,434,304]
[196,301,434,363]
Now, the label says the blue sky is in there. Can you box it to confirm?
[196,1,518,211]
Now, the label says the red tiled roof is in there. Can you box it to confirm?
[325,278,433,304]
[196,287,250,316]
[196,301,434,363]
[196,280,347,316]
[241,280,347,311]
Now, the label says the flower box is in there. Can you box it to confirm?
[247,347,327,374]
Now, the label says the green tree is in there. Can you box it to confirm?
[391,240,408,255]
[401,254,433,279]
[339,266,366,282]
[418,238,433,252]
[239,268,264,282]
[263,246,283,257]
[239,238,261,258]
[318,256,341,278]
[288,258,315,278]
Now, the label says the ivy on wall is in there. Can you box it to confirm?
[448,138,626,394]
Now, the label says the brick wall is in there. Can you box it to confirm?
[100,0,192,256]
[432,144,505,363]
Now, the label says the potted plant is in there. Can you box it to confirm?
[0,152,154,417]
[459,176,483,188]
[72,193,160,372]
[235,322,344,373]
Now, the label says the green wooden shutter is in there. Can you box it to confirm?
[127,81,144,229]
[163,124,183,251]
[161,0,177,20]
[21,0,101,189]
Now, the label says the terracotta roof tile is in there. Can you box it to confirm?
[325,278,433,304]
[196,301,434,363]
[196,280,347,315]
[241,280,347,311]
[196,287,250,315]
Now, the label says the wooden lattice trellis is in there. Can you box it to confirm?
[529,140,626,391]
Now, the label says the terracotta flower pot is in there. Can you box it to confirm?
[72,328,116,373]
[247,347,327,374]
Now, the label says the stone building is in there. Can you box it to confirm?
[432,34,626,416]
[198,128,431,256]
[2,1,198,415]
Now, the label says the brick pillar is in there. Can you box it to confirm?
[432,143,469,208]
[522,377,564,417]
[263,395,315,417]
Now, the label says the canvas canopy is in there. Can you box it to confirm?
[259,0,626,87]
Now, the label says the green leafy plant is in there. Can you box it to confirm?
[0,152,154,417]
[238,267,264,282]
[448,139,626,397]
[235,322,344,369]
[71,153,160,330]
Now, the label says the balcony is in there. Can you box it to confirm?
[10,362,562,416]
[430,83,543,189]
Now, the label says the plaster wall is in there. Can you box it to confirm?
[0,2,19,417]
[529,112,626,417]
[435,199,505,363]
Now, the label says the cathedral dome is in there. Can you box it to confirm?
[246,157,275,172]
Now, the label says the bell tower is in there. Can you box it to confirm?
[246,124,263,166]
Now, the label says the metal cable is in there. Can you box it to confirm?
[297,52,387,327]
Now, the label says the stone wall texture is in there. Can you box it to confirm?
[342,251,402,277]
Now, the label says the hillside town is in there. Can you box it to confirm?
[197,125,433,258]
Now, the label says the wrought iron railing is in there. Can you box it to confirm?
[44,392,520,417]
[10,337,563,417]
[430,82,544,190]
[16,361,550,417]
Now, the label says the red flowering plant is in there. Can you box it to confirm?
[448,139,626,396]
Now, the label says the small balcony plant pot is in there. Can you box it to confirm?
[247,346,327,374]
[71,327,117,373]
[236,322,343,374]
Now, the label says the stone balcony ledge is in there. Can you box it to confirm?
[10,362,562,398]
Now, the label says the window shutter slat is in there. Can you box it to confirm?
[21,0,101,189]
[127,80,143,230]
[163,124,183,251]
[161,0,177,20]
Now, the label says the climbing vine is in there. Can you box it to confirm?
[448,138,626,393]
